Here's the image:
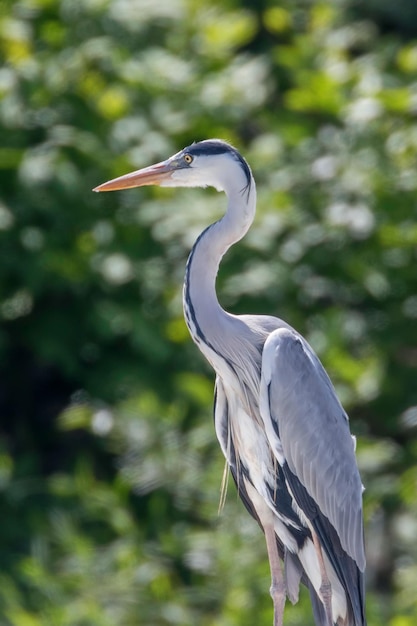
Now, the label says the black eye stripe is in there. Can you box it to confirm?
[185,140,252,189]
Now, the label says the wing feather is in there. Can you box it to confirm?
[260,327,365,572]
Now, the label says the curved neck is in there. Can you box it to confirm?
[183,180,257,357]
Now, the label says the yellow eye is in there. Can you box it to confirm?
[184,154,193,164]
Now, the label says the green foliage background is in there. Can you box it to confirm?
[1,0,417,624]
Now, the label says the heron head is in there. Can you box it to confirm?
[93,139,252,195]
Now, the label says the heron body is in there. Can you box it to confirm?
[95,139,366,626]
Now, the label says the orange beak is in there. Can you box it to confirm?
[93,159,175,192]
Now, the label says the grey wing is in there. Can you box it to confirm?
[214,376,327,625]
[260,327,365,572]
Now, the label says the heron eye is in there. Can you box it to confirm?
[184,154,193,164]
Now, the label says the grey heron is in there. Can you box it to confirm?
[94,139,366,626]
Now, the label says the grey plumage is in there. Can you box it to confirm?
[94,138,367,626]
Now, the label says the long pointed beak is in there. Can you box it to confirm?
[93,159,175,192]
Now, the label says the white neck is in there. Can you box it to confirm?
[183,176,257,360]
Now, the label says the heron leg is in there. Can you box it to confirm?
[311,531,333,626]
[264,522,286,626]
